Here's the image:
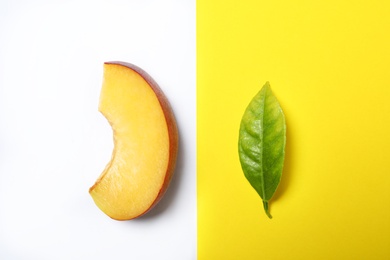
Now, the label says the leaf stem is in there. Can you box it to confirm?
[263,201,272,219]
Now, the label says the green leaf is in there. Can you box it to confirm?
[238,82,286,219]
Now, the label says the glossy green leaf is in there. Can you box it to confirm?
[238,82,286,219]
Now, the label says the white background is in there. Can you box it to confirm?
[0,0,196,259]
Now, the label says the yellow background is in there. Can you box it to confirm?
[197,0,390,259]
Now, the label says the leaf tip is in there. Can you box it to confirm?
[261,81,272,96]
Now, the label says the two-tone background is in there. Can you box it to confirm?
[1,0,389,259]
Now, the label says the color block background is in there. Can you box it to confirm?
[197,0,390,259]
[1,0,390,259]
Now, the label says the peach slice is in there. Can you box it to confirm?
[89,62,178,220]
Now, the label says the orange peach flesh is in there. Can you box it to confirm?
[89,62,177,220]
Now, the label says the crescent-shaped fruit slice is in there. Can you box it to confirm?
[89,61,179,220]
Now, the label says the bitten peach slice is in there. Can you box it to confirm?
[89,62,178,220]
